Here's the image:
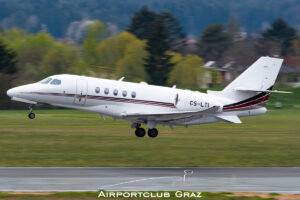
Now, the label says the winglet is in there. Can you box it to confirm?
[216,115,241,124]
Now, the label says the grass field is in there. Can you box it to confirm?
[0,108,299,167]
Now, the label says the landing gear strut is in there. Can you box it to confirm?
[28,105,35,119]
[147,128,158,138]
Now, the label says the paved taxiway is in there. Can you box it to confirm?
[0,167,299,193]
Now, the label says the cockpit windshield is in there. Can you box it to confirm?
[50,79,61,85]
[39,77,52,84]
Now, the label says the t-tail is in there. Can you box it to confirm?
[209,56,290,123]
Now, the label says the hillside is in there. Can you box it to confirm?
[0,0,299,38]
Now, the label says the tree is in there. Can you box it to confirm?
[0,41,17,74]
[222,39,256,69]
[198,24,231,61]
[0,26,3,40]
[261,19,297,56]
[127,6,157,40]
[4,28,27,54]
[17,31,55,82]
[290,36,300,55]
[159,12,186,52]
[128,7,185,85]
[144,19,174,86]
[0,39,17,109]
[128,7,185,51]
[96,31,140,75]
[168,53,205,88]
[226,16,241,41]
[115,39,148,82]
[82,20,106,67]
[255,38,280,57]
[40,43,80,78]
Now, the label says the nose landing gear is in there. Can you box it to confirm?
[28,105,35,119]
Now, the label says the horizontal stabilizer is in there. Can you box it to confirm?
[216,115,241,124]
[234,87,292,94]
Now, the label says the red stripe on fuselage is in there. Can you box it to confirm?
[25,92,176,108]
[224,94,270,110]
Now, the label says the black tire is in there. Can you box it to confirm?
[28,113,35,119]
[148,128,158,138]
[135,128,146,137]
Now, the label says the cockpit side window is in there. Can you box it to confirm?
[39,77,52,84]
[50,79,61,85]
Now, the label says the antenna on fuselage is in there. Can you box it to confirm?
[118,77,125,81]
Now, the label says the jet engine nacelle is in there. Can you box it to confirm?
[175,91,222,112]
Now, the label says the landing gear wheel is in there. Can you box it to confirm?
[148,128,158,138]
[28,112,35,119]
[135,128,146,137]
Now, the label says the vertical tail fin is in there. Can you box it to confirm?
[220,56,283,101]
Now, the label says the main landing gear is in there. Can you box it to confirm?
[28,105,35,119]
[134,124,158,138]
[135,127,146,137]
[147,128,158,138]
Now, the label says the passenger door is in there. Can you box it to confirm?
[74,79,87,105]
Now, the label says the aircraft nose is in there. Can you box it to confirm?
[7,88,16,97]
[7,86,22,98]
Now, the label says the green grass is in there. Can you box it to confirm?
[267,87,300,108]
[0,192,277,200]
[0,108,299,167]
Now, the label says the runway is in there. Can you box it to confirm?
[0,167,299,193]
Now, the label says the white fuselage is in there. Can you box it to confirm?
[7,74,267,127]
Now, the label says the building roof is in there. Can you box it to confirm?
[204,61,216,68]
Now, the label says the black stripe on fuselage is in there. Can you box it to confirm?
[223,86,273,108]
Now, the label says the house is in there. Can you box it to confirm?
[280,56,300,87]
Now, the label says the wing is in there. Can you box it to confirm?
[122,106,220,122]
[215,115,241,123]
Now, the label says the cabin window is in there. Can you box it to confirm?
[95,87,100,93]
[131,91,136,98]
[50,79,61,85]
[104,88,109,95]
[122,90,127,97]
[39,77,52,84]
[113,89,118,96]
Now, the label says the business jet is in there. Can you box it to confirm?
[7,57,289,138]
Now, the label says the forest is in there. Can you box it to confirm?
[1,0,300,38]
